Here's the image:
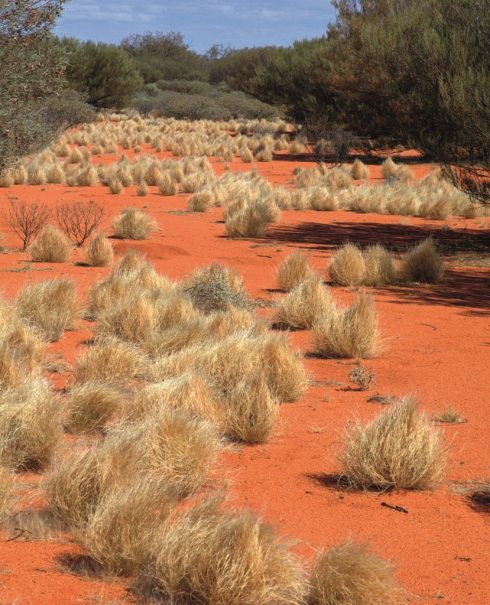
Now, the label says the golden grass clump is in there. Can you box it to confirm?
[381,157,398,180]
[225,204,269,238]
[0,380,61,471]
[240,147,254,162]
[308,542,402,605]
[82,477,175,576]
[0,323,45,389]
[328,243,366,287]
[112,207,158,240]
[313,294,379,359]
[0,169,15,188]
[158,174,178,196]
[277,251,316,292]
[351,159,370,180]
[402,238,444,283]
[85,232,113,267]
[74,337,146,385]
[183,262,247,314]
[340,396,447,490]
[136,181,149,196]
[188,190,213,212]
[145,500,306,605]
[275,276,333,330]
[65,382,123,434]
[16,278,79,342]
[30,225,72,263]
[46,163,65,184]
[27,167,47,185]
[0,467,14,522]
[364,244,396,286]
[14,165,28,184]
[223,373,279,444]
[109,178,123,194]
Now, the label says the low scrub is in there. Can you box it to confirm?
[183,263,248,313]
[30,225,71,263]
[143,500,305,605]
[402,238,444,283]
[308,542,401,605]
[275,276,333,329]
[85,232,113,267]
[0,380,61,471]
[112,207,158,240]
[16,279,79,342]
[277,252,316,292]
[313,294,379,359]
[340,397,447,490]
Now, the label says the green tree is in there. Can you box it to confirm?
[64,40,143,109]
[0,0,70,170]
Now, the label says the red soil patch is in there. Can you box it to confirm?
[0,151,489,604]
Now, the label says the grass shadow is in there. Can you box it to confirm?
[56,553,106,579]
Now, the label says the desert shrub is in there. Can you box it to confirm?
[56,201,104,246]
[364,244,395,286]
[183,263,248,313]
[0,467,14,523]
[144,500,306,605]
[0,380,61,471]
[348,365,376,391]
[351,159,369,180]
[275,276,333,329]
[381,157,398,180]
[329,243,366,286]
[313,294,379,359]
[112,207,158,240]
[223,373,279,444]
[402,238,444,283]
[85,232,113,267]
[82,477,175,576]
[65,382,123,434]
[74,337,146,386]
[188,191,213,212]
[4,200,51,250]
[340,396,447,490]
[308,542,401,605]
[225,205,268,238]
[30,224,71,262]
[277,251,316,292]
[16,278,79,341]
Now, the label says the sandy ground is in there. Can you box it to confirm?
[0,150,489,604]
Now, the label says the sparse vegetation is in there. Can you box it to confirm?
[56,201,104,246]
[277,252,316,292]
[30,224,72,262]
[112,207,158,240]
[402,238,444,283]
[85,232,113,267]
[349,365,376,391]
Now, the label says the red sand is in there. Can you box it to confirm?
[0,153,489,604]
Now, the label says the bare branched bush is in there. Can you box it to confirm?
[16,278,79,342]
[183,263,248,314]
[30,225,71,262]
[56,201,105,246]
[144,500,306,605]
[277,251,316,292]
[4,200,51,250]
[340,397,447,490]
[308,542,402,605]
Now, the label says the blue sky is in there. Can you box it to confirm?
[55,1,336,52]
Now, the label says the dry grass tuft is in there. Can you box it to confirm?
[364,244,396,286]
[0,324,45,389]
[313,294,379,359]
[381,157,398,180]
[74,337,146,386]
[0,467,15,522]
[329,243,366,287]
[225,205,269,238]
[433,406,466,424]
[0,380,62,471]
[112,207,158,240]
[277,251,316,292]
[86,233,113,267]
[275,276,333,329]
[82,477,175,576]
[16,278,79,342]
[351,159,370,180]
[144,499,306,605]
[183,263,248,313]
[30,225,72,263]
[402,238,444,283]
[188,191,213,212]
[65,382,123,433]
[308,541,402,605]
[340,396,447,490]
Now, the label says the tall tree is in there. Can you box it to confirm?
[0,1,70,170]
